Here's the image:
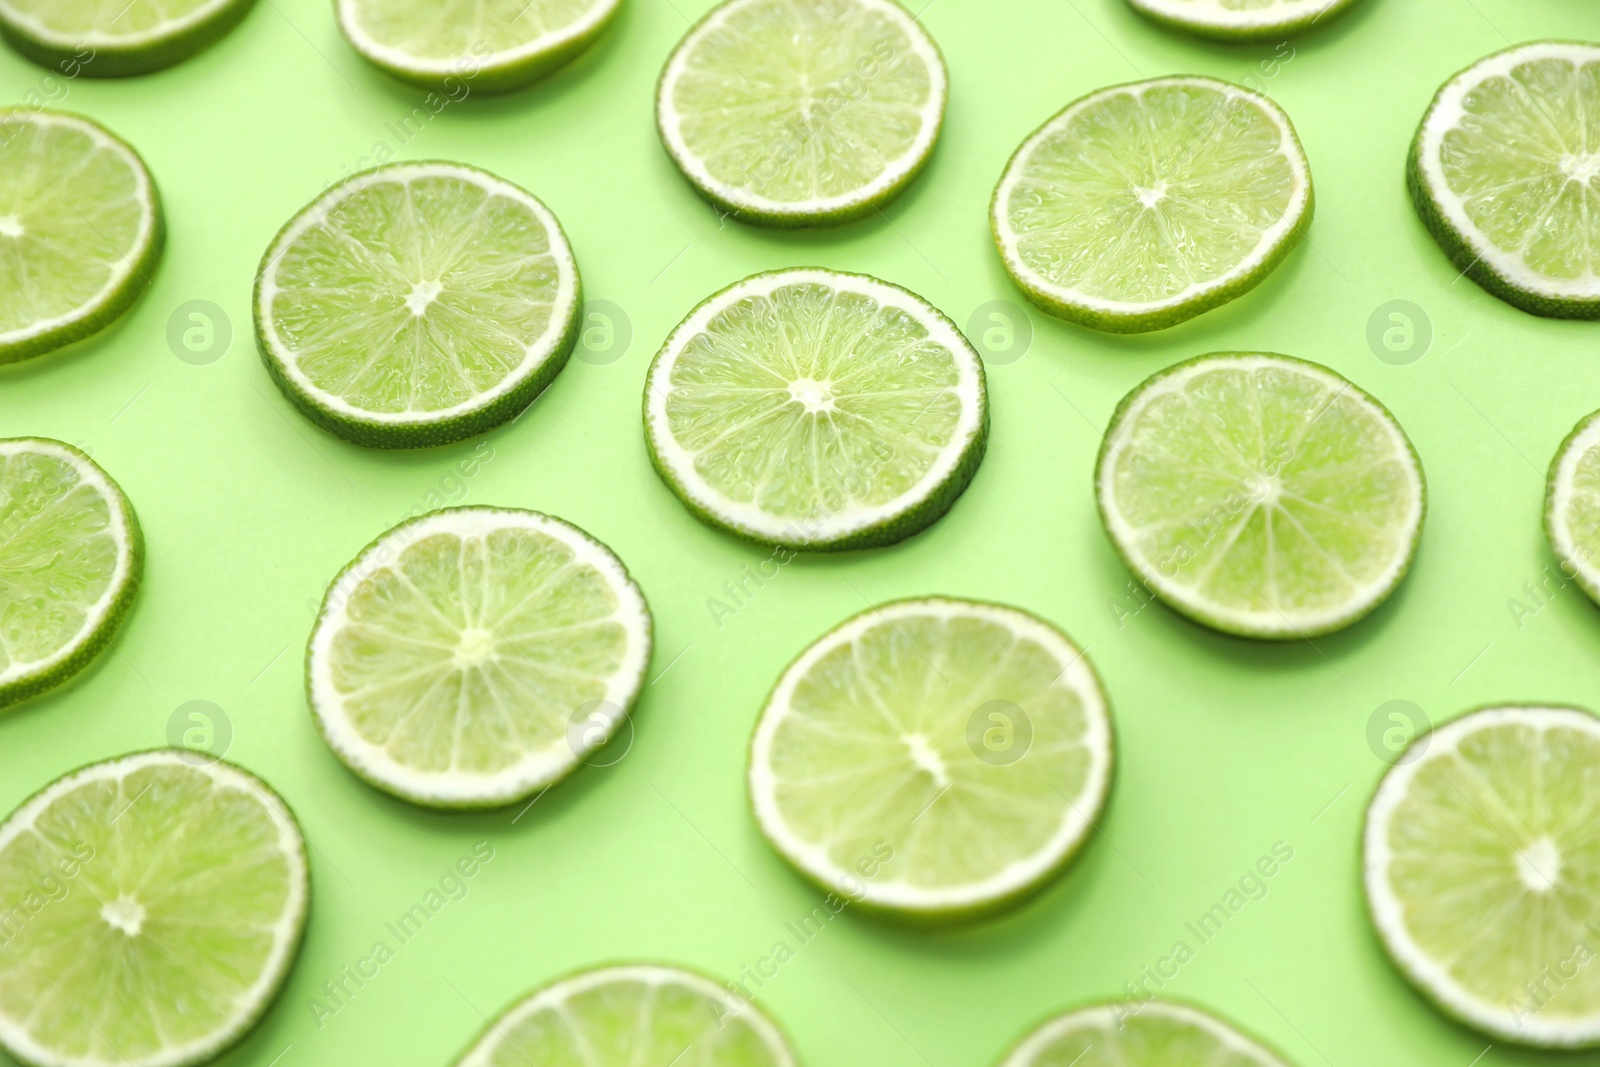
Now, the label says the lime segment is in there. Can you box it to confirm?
[999,1001,1292,1067]
[1125,0,1361,40]
[1546,409,1600,606]
[0,0,256,75]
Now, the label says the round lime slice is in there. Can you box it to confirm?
[307,507,652,809]
[254,161,581,449]
[644,268,987,551]
[0,438,142,711]
[0,750,309,1067]
[999,1001,1292,1067]
[1125,0,1361,40]
[656,0,947,227]
[1365,705,1600,1047]
[749,597,1114,921]
[0,110,162,363]
[992,76,1312,332]
[1546,409,1600,606]
[0,0,254,75]
[1096,352,1425,639]
[454,964,796,1067]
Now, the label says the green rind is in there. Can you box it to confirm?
[1124,0,1364,42]
[1544,409,1600,607]
[747,596,1116,925]
[0,439,143,712]
[0,111,164,364]
[0,0,258,77]
[0,748,311,1067]
[1094,352,1427,641]
[305,506,654,811]
[990,77,1313,334]
[1407,40,1600,320]
[643,269,989,553]
[994,998,1295,1067]
[252,161,581,450]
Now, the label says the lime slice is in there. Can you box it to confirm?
[656,0,947,227]
[644,269,987,551]
[1411,42,1600,318]
[307,507,652,809]
[999,1001,1291,1067]
[254,161,581,449]
[337,0,620,93]
[1124,0,1360,41]
[1364,705,1600,1047]
[992,76,1312,332]
[0,438,142,711]
[1546,409,1600,606]
[748,597,1113,920]
[0,110,162,364]
[455,964,796,1067]
[1096,353,1425,640]
[0,0,253,75]
[0,750,309,1067]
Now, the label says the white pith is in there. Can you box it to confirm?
[748,597,1113,914]
[1096,354,1424,637]
[992,76,1311,320]
[307,508,651,806]
[0,111,158,349]
[0,751,309,1067]
[645,269,985,546]
[1547,410,1600,600]
[0,439,137,689]
[456,964,796,1067]
[335,0,620,78]
[1000,1001,1288,1066]
[1125,0,1348,32]
[255,162,579,429]
[0,0,237,49]
[656,0,947,218]
[1364,706,1600,1047]
[1415,42,1600,301]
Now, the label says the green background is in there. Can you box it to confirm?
[4,0,1599,1062]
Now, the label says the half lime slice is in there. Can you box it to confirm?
[254,161,581,449]
[454,964,796,1067]
[0,0,254,75]
[0,110,162,363]
[1125,0,1361,40]
[337,0,620,93]
[1411,42,1600,318]
[1365,705,1600,1047]
[1096,353,1425,639]
[656,0,947,226]
[999,1001,1292,1067]
[1546,409,1600,607]
[307,507,652,809]
[749,597,1114,921]
[0,750,309,1067]
[992,76,1312,332]
[645,268,987,551]
[0,438,142,711]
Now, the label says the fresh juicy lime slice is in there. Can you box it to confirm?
[1124,0,1360,40]
[1364,705,1600,1047]
[1411,42,1600,318]
[645,269,987,551]
[455,964,796,1067]
[999,1001,1291,1067]
[1546,409,1600,606]
[748,597,1113,920]
[1096,353,1425,640]
[337,0,620,93]
[992,76,1312,332]
[0,750,309,1067]
[656,0,947,226]
[307,507,652,809]
[0,110,162,363]
[0,0,254,75]
[0,438,142,711]
[254,161,581,449]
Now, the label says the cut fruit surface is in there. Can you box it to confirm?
[0,0,254,75]
[992,76,1311,332]
[1410,42,1600,318]
[1125,0,1361,40]
[0,751,309,1067]
[999,1001,1292,1067]
[1096,353,1425,639]
[307,507,652,808]
[656,0,946,226]
[644,268,987,551]
[0,110,162,363]
[455,964,796,1067]
[0,438,141,710]
[748,597,1113,920]
[1546,409,1600,606]
[1364,705,1600,1047]
[254,161,580,448]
